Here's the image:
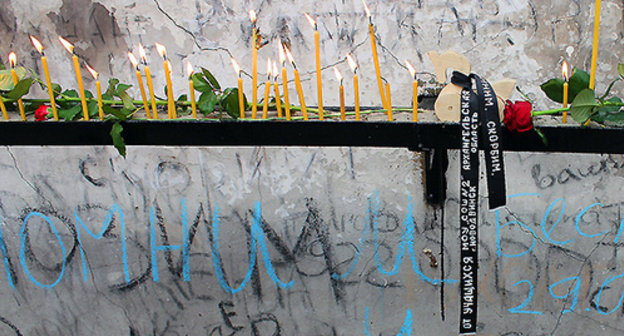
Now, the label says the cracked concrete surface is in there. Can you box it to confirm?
[1,0,622,109]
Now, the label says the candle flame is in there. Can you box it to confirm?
[333,67,343,84]
[186,62,194,78]
[562,60,570,81]
[85,64,99,80]
[361,0,371,18]
[249,10,257,24]
[267,58,272,79]
[155,43,167,60]
[272,61,279,81]
[405,60,416,79]
[283,45,296,68]
[128,52,139,69]
[231,57,241,77]
[58,36,75,54]
[30,35,44,54]
[278,41,286,66]
[346,54,358,74]
[303,12,317,29]
[8,52,16,68]
[138,43,147,63]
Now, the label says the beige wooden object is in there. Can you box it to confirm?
[429,50,516,122]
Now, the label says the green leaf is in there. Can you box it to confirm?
[115,84,132,95]
[5,78,33,100]
[540,78,565,103]
[106,78,120,96]
[198,90,218,115]
[569,68,590,100]
[619,64,624,78]
[593,97,624,124]
[84,90,94,99]
[192,73,212,92]
[110,122,126,158]
[569,88,598,124]
[103,105,129,121]
[0,63,4,70]
[0,68,25,91]
[118,91,135,110]
[599,78,621,101]
[202,68,221,90]
[58,104,82,121]
[87,101,100,118]
[220,88,246,119]
[52,83,62,98]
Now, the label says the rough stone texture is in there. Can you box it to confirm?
[0,0,622,109]
[0,147,624,334]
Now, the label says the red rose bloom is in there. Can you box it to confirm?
[503,100,533,132]
[35,105,49,121]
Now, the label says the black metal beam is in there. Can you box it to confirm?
[0,120,620,154]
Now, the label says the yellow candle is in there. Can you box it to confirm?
[139,44,159,119]
[346,54,360,121]
[385,81,393,121]
[333,67,345,120]
[0,95,7,120]
[278,43,292,120]
[86,65,103,120]
[406,60,418,122]
[562,61,570,123]
[250,10,258,120]
[8,53,26,121]
[273,61,283,118]
[589,0,601,90]
[262,58,272,119]
[30,36,58,120]
[156,43,176,119]
[304,13,324,120]
[231,58,245,119]
[128,52,152,119]
[187,62,197,119]
[362,0,387,110]
[59,37,89,120]
[284,46,307,120]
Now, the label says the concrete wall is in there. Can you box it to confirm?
[0,147,624,334]
[1,0,623,108]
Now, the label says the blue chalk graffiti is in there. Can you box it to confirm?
[574,203,609,238]
[75,204,130,283]
[19,212,67,288]
[541,198,573,246]
[548,276,580,314]
[364,306,413,336]
[0,212,14,289]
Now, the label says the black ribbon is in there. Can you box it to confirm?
[452,71,507,335]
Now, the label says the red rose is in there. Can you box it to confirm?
[35,105,49,121]
[503,100,533,132]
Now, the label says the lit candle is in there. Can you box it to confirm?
[263,58,272,119]
[284,45,308,121]
[8,53,26,121]
[589,0,601,90]
[272,61,283,118]
[155,43,176,119]
[362,0,387,110]
[405,60,418,122]
[30,36,58,121]
[278,42,292,120]
[385,81,393,121]
[139,44,159,119]
[304,12,324,120]
[187,62,197,119]
[128,51,152,119]
[346,54,360,121]
[231,57,245,119]
[334,67,345,120]
[86,64,104,120]
[250,10,259,120]
[562,60,570,124]
[59,37,89,120]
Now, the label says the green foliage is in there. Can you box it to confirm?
[569,89,598,124]
[198,90,218,115]
[5,78,33,100]
[619,64,624,78]
[0,67,27,91]
[110,122,126,158]
[220,88,247,119]
[540,68,590,104]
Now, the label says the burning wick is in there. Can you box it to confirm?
[405,60,419,122]
[86,64,104,120]
[346,54,360,120]
[139,44,158,119]
[562,60,570,124]
[59,36,89,120]
[128,51,152,119]
[278,41,291,120]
